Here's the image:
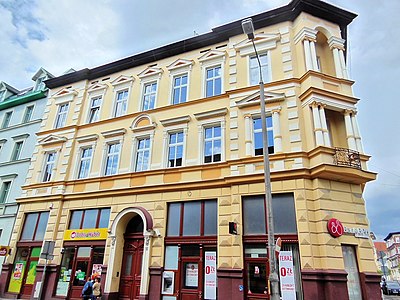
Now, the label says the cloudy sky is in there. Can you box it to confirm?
[0,0,399,240]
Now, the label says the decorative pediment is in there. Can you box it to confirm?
[52,87,78,99]
[166,59,194,71]
[88,82,108,93]
[234,33,280,56]
[32,67,54,81]
[110,75,134,87]
[235,91,285,108]
[160,115,191,127]
[101,128,126,139]
[198,50,226,63]
[38,134,67,146]
[138,67,163,79]
[0,81,19,94]
[131,114,156,132]
[194,108,228,120]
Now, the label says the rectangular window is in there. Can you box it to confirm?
[43,152,56,182]
[77,147,93,179]
[2,112,12,128]
[87,96,102,123]
[172,74,188,104]
[242,193,297,235]
[68,208,110,229]
[142,82,157,111]
[105,143,120,176]
[22,105,34,123]
[55,103,69,128]
[253,116,274,155]
[166,200,217,237]
[0,181,11,203]
[135,137,150,171]
[204,125,221,163]
[206,66,222,97]
[11,141,23,161]
[114,90,128,117]
[168,132,183,167]
[250,53,270,85]
[20,212,49,241]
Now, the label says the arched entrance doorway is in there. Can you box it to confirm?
[106,207,154,300]
[119,215,144,300]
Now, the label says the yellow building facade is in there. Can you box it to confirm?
[0,1,381,299]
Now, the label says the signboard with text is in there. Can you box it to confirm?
[279,251,296,300]
[204,251,217,299]
[64,228,108,241]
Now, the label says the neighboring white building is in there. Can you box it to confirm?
[0,68,53,264]
[384,232,400,281]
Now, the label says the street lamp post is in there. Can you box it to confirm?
[241,18,280,300]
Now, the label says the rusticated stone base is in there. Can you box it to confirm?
[217,268,244,300]
[148,267,162,300]
[360,272,382,300]
[301,269,349,300]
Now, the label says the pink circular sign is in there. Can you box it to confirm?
[327,218,344,238]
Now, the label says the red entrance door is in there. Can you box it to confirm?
[119,235,144,300]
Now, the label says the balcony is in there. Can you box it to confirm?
[333,147,361,170]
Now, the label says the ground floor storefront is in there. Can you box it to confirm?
[0,181,382,299]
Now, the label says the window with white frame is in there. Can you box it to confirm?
[168,131,184,167]
[114,90,128,117]
[172,74,188,104]
[250,53,270,85]
[104,142,121,176]
[142,82,157,111]
[2,111,12,128]
[43,152,56,182]
[54,103,69,128]
[87,96,102,123]
[11,141,23,161]
[204,125,221,163]
[22,105,34,123]
[0,181,11,203]
[77,147,93,179]
[205,66,222,97]
[253,116,274,155]
[135,137,150,171]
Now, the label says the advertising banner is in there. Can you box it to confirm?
[279,251,296,300]
[204,251,217,299]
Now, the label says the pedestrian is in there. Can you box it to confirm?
[93,277,102,299]
[81,276,94,300]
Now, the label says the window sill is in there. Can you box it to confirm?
[0,158,30,167]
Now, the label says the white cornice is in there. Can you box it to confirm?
[138,67,163,80]
[235,91,285,108]
[194,108,228,120]
[234,33,280,56]
[328,36,345,50]
[198,50,226,63]
[101,128,126,138]
[301,93,356,112]
[166,59,194,72]
[38,134,67,145]
[160,115,191,127]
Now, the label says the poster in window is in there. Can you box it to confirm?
[161,271,175,295]
[8,261,26,293]
[204,251,217,299]
[92,264,102,278]
[185,263,198,287]
[279,251,296,300]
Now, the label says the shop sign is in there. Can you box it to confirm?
[327,218,369,239]
[204,251,217,299]
[0,246,10,256]
[279,251,296,300]
[63,228,108,241]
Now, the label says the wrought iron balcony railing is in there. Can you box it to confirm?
[333,147,361,170]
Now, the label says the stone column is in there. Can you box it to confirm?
[244,115,252,156]
[309,40,319,71]
[351,113,363,153]
[311,102,324,146]
[303,39,313,71]
[344,110,357,150]
[318,104,331,147]
[272,109,282,152]
[332,47,343,78]
[338,49,349,79]
[139,231,153,299]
